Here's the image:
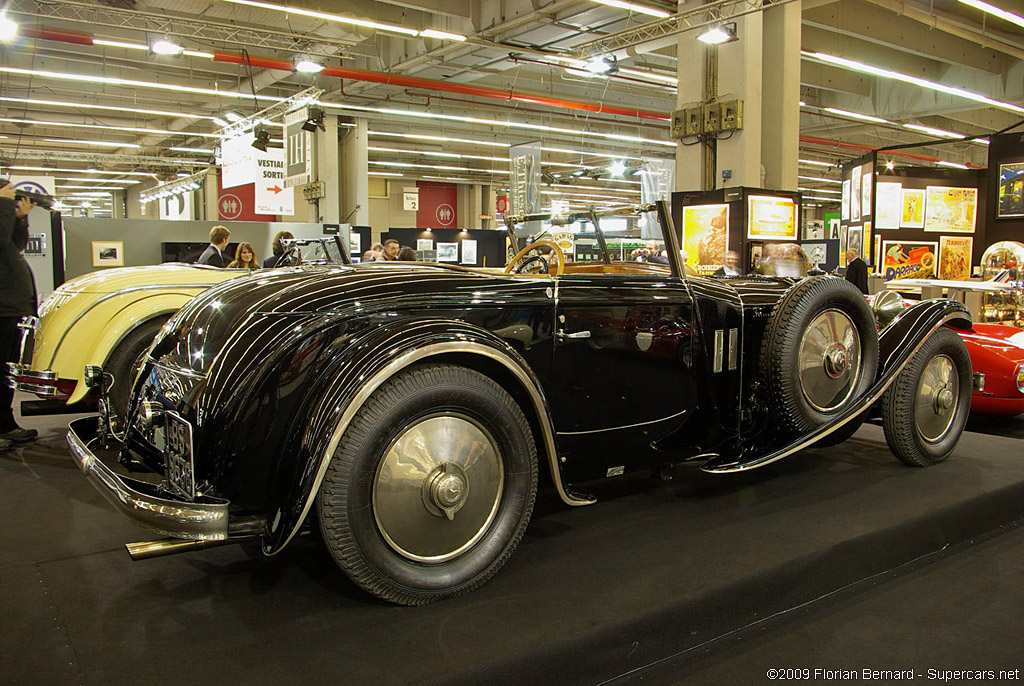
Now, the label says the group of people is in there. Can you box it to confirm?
[361,238,416,262]
[196,226,296,270]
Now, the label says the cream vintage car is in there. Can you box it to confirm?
[8,264,244,418]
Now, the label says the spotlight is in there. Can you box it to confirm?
[697,23,738,45]
[609,160,627,177]
[252,126,271,151]
[151,39,184,55]
[295,59,324,74]
[0,12,18,42]
[584,55,618,75]
[301,106,326,132]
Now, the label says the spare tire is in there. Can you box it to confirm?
[760,276,879,436]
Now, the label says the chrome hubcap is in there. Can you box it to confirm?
[916,354,959,443]
[798,309,862,412]
[373,415,504,562]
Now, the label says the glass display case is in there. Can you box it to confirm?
[979,241,1024,325]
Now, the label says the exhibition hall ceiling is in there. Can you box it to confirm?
[0,0,1021,212]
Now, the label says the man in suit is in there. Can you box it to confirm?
[845,248,869,294]
[197,225,231,267]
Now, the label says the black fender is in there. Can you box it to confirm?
[701,299,971,473]
[261,317,588,555]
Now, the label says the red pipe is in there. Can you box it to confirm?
[213,51,671,122]
[799,135,976,167]
[20,26,94,46]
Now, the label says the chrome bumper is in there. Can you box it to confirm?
[6,362,61,396]
[66,417,230,541]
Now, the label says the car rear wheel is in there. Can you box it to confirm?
[761,276,879,437]
[105,316,168,423]
[881,328,971,466]
[317,363,537,605]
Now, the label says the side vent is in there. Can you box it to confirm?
[713,329,724,373]
[728,328,739,371]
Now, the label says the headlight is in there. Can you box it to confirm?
[1016,364,1024,394]
[871,290,905,327]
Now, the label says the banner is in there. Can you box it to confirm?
[682,204,729,274]
[217,174,277,222]
[938,235,973,280]
[875,182,901,229]
[416,181,457,228]
[283,108,315,188]
[221,134,255,189]
[509,140,542,236]
[924,186,977,233]
[747,196,797,240]
[254,146,295,215]
[882,240,937,280]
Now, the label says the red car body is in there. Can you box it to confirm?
[958,323,1024,416]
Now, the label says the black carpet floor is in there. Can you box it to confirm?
[2,393,1022,685]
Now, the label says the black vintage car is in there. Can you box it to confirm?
[68,202,973,605]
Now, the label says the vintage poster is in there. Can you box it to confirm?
[851,167,862,222]
[901,188,925,228]
[92,241,124,268]
[862,222,872,265]
[874,234,882,273]
[841,179,851,220]
[998,162,1024,218]
[924,186,977,233]
[460,239,477,265]
[682,203,729,273]
[747,196,797,240]
[938,236,973,281]
[847,225,863,258]
[861,164,873,217]
[436,242,459,262]
[875,182,902,229]
[416,238,433,252]
[881,240,937,280]
[804,219,824,240]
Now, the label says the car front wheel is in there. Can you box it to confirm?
[881,327,971,466]
[317,363,537,605]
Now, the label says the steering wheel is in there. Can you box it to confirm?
[504,240,565,276]
[275,245,302,267]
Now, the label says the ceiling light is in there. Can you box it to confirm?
[609,160,627,177]
[43,138,142,148]
[419,29,467,41]
[799,100,806,106]
[223,111,245,123]
[798,175,842,185]
[903,123,965,139]
[823,107,890,124]
[584,56,618,75]
[0,96,231,122]
[590,0,672,18]
[697,23,738,45]
[252,126,271,151]
[211,117,229,127]
[170,147,214,154]
[301,106,326,132]
[183,50,215,59]
[886,160,895,171]
[54,178,141,184]
[937,160,970,169]
[798,187,842,195]
[369,161,510,175]
[799,158,833,167]
[617,67,678,85]
[803,51,1024,115]
[369,131,510,148]
[1,116,219,138]
[956,0,1024,28]
[152,39,184,56]
[0,12,18,42]
[8,165,155,176]
[93,38,147,50]
[369,171,403,177]
[295,59,324,74]
[220,0,421,37]
[0,66,285,102]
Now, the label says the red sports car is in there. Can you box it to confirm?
[959,323,1024,416]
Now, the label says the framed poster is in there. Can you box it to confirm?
[938,235,973,281]
[829,216,841,239]
[748,241,763,273]
[682,203,729,274]
[860,165,872,216]
[847,225,863,258]
[875,182,902,229]
[901,188,925,228]
[841,179,851,220]
[874,234,882,272]
[851,166,862,222]
[747,196,797,240]
[804,219,824,240]
[437,242,459,262]
[461,239,477,265]
[924,186,977,233]
[92,241,124,267]
[862,222,872,265]
[997,162,1024,218]
[416,238,434,252]
[881,240,937,280]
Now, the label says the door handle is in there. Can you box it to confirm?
[557,330,591,341]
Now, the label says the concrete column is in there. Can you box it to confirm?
[761,0,801,191]
[338,117,368,225]
[675,17,704,192]
[111,189,126,219]
[716,13,764,189]
[469,184,483,229]
[316,114,342,223]
[204,170,220,220]
[483,184,497,229]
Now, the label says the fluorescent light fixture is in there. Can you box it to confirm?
[903,123,965,139]
[956,0,1024,28]
[220,0,421,37]
[0,12,18,42]
[370,161,510,175]
[152,39,184,56]
[369,130,510,148]
[224,111,245,123]
[609,160,627,176]
[798,158,833,167]
[43,138,142,148]
[802,196,841,203]
[183,50,215,59]
[798,175,842,185]
[368,171,403,176]
[617,67,678,85]
[54,177,141,183]
[93,38,147,50]
[211,117,229,127]
[0,116,220,138]
[803,51,1024,115]
[823,107,890,124]
[799,100,806,106]
[0,96,230,122]
[368,146,506,163]
[937,160,970,169]
[798,187,842,195]
[295,59,324,73]
[56,186,123,191]
[422,175,470,182]
[0,66,285,102]
[170,147,214,154]
[697,24,738,45]
[590,0,672,18]
[8,165,155,176]
[420,29,467,41]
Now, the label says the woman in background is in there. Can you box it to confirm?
[263,231,294,268]
[228,242,259,269]
[397,246,417,261]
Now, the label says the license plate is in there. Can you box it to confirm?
[164,413,195,499]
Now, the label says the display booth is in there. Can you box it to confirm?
[671,187,801,275]
[382,227,506,267]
